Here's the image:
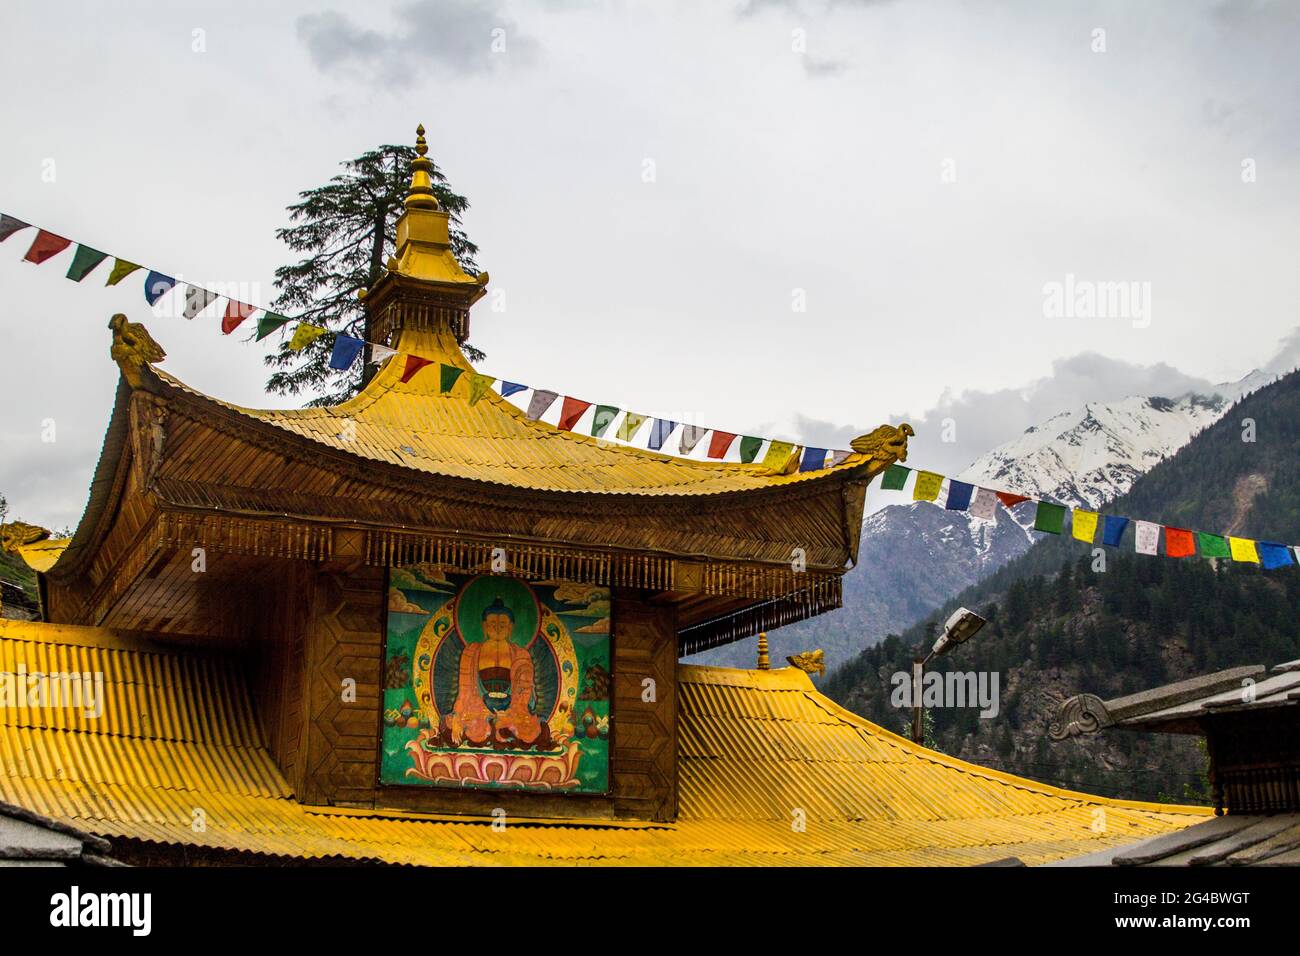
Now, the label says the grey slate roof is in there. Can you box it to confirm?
[0,800,120,867]
[1049,812,1300,866]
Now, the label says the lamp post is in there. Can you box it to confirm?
[911,606,986,745]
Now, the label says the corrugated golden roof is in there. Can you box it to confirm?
[155,327,871,497]
[0,620,1207,865]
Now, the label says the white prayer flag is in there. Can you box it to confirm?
[369,345,398,365]
[1135,520,1160,555]
[968,487,999,522]
[182,286,219,320]
[679,424,708,455]
[526,389,559,421]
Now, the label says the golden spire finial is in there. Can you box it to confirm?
[757,632,770,670]
[405,123,440,212]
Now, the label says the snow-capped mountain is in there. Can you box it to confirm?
[688,370,1267,672]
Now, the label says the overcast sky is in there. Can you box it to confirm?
[1,0,1297,530]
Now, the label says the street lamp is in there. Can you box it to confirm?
[911,607,986,744]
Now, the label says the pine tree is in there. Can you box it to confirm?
[263,140,483,405]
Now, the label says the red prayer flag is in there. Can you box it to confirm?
[221,300,258,334]
[400,355,433,383]
[707,431,737,459]
[557,396,592,431]
[996,492,1030,508]
[1165,526,1196,558]
[23,230,72,264]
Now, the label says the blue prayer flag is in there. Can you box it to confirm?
[329,335,364,371]
[799,447,828,472]
[500,381,527,397]
[649,418,678,451]
[945,480,975,511]
[1101,515,1129,547]
[1259,542,1295,570]
[144,271,175,305]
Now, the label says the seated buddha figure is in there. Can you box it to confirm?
[447,597,546,748]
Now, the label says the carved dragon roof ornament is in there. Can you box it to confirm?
[0,521,51,553]
[850,423,914,466]
[786,650,825,676]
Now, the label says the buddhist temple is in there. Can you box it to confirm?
[0,129,1207,866]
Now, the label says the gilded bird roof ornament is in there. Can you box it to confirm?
[786,649,826,676]
[109,313,166,389]
[850,423,914,465]
[0,521,51,553]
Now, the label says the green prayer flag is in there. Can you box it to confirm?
[880,464,910,490]
[591,405,619,438]
[1197,532,1230,558]
[616,412,648,442]
[105,258,142,286]
[65,245,107,282]
[255,312,292,341]
[739,436,764,464]
[439,364,465,394]
[1034,501,1067,535]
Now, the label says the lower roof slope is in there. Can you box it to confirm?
[0,620,1206,866]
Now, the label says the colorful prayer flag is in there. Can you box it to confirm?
[591,405,619,438]
[400,355,433,384]
[1258,542,1294,570]
[181,286,219,320]
[1134,520,1160,556]
[1101,515,1129,547]
[439,364,465,394]
[144,271,176,306]
[500,381,527,398]
[22,230,71,264]
[1034,501,1066,535]
[617,413,649,442]
[526,389,559,421]
[799,447,828,472]
[762,440,796,470]
[945,480,974,511]
[912,471,943,502]
[969,487,999,521]
[1165,527,1195,558]
[880,464,910,491]
[680,425,708,456]
[106,258,142,286]
[996,491,1029,508]
[1072,510,1099,543]
[0,214,29,242]
[329,335,364,370]
[1197,532,1230,559]
[64,245,107,282]
[558,396,592,431]
[288,323,327,351]
[221,300,258,334]
[650,419,679,451]
[739,436,763,464]
[707,431,737,459]
[1228,536,1259,564]
[255,311,291,341]
[467,373,496,405]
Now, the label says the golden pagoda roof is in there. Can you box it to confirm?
[0,619,1207,865]
[152,326,877,498]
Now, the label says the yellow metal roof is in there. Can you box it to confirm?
[0,619,1206,865]
[156,327,872,497]
[14,538,69,574]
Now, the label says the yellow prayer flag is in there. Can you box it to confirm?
[467,374,496,406]
[288,323,327,352]
[912,471,943,502]
[1072,510,1099,543]
[761,440,796,471]
[1228,536,1260,563]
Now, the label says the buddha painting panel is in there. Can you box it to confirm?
[381,570,611,793]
